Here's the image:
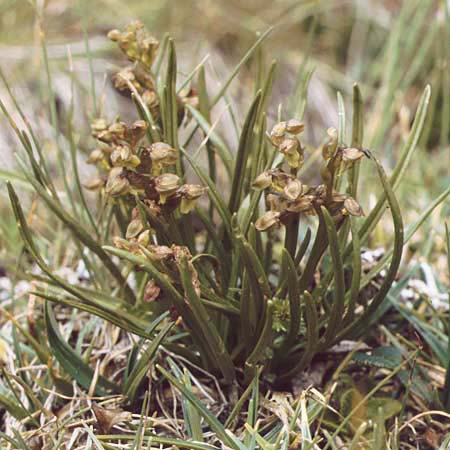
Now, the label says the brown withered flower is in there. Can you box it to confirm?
[143,279,161,303]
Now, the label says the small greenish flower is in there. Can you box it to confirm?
[105,167,130,197]
[143,279,161,303]
[342,147,365,163]
[269,121,287,146]
[125,120,148,147]
[149,142,178,169]
[343,197,364,217]
[111,145,141,169]
[255,210,281,231]
[154,173,180,204]
[126,218,144,239]
[91,118,108,133]
[83,177,105,191]
[286,195,314,214]
[113,66,160,114]
[87,148,105,164]
[322,127,338,160]
[148,245,173,261]
[282,178,303,201]
[279,137,303,169]
[252,171,273,190]
[137,229,151,247]
[179,184,207,214]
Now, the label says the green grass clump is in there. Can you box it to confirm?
[2,21,442,385]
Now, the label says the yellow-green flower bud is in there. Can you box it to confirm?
[322,127,338,160]
[91,118,108,133]
[83,177,105,191]
[137,229,151,247]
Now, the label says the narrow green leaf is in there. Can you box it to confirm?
[280,249,301,353]
[349,83,364,198]
[340,156,404,340]
[442,223,450,411]
[123,321,173,401]
[277,291,318,383]
[0,393,29,420]
[45,301,119,396]
[244,301,273,382]
[356,85,430,249]
[228,92,262,214]
[178,256,235,383]
[321,207,346,345]
[185,104,233,175]
[10,172,135,304]
[344,216,361,325]
[211,28,273,106]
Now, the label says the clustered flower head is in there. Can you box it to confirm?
[107,21,161,117]
[107,21,198,124]
[108,20,159,69]
[255,121,366,231]
[87,118,206,214]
